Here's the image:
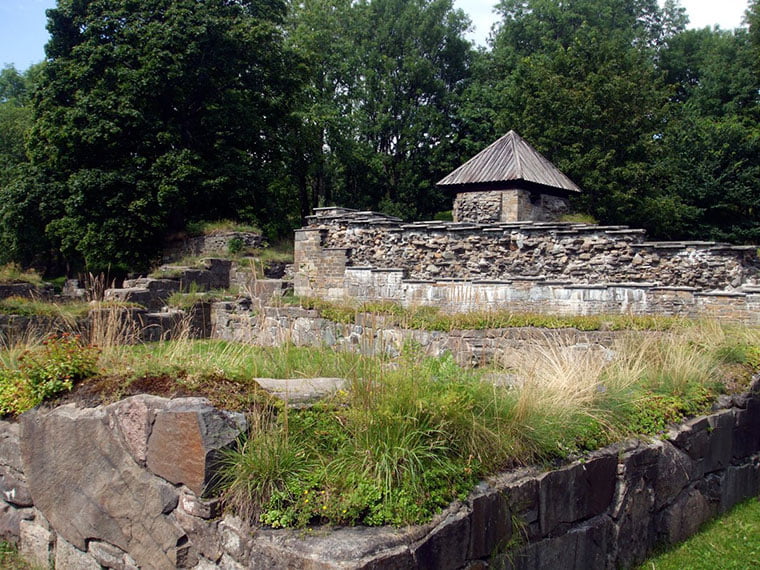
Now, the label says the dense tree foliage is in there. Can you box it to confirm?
[0,0,759,274]
[285,0,472,219]
[2,0,299,272]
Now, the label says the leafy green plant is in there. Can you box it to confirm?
[0,333,100,416]
[227,237,244,255]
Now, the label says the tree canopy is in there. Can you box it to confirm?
[0,0,759,275]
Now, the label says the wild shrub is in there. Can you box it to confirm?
[0,333,100,416]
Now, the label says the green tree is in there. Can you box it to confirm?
[654,23,760,243]
[286,0,473,219]
[12,0,298,273]
[474,0,680,228]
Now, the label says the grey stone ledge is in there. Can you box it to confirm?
[650,286,700,292]
[693,291,747,298]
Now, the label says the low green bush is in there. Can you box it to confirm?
[0,334,100,416]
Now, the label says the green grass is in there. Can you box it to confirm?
[0,542,33,569]
[0,296,91,320]
[186,219,261,236]
[285,297,689,332]
[0,316,757,530]
[0,263,43,286]
[165,287,236,310]
[640,498,760,569]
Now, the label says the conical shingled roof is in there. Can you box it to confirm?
[437,130,581,193]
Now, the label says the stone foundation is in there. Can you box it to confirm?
[0,384,758,569]
[294,208,760,320]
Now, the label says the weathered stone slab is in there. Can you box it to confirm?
[254,377,347,407]
[720,460,760,511]
[412,507,471,570]
[89,540,140,570]
[467,483,512,560]
[656,485,715,545]
[55,536,101,570]
[20,404,185,570]
[653,441,694,510]
[248,524,423,569]
[504,515,615,570]
[109,394,170,466]
[19,518,53,569]
[146,399,246,495]
[537,454,617,536]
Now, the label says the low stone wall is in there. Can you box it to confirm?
[163,232,263,262]
[294,208,760,314]
[341,270,760,323]
[0,384,757,569]
[210,303,629,367]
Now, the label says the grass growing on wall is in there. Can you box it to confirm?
[286,296,689,332]
[0,311,758,528]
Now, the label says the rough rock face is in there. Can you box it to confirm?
[146,398,247,495]
[19,396,246,570]
[20,404,184,569]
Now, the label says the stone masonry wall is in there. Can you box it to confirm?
[306,209,759,288]
[0,383,758,569]
[163,232,263,263]
[454,190,571,224]
[294,208,760,319]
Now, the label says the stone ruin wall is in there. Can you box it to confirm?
[294,208,760,321]
[308,209,759,288]
[1,384,758,569]
[453,189,571,224]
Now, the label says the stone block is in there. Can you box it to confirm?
[412,508,470,570]
[656,486,715,545]
[720,461,760,512]
[89,540,140,570]
[704,410,735,473]
[538,454,617,537]
[19,519,53,569]
[467,484,512,559]
[733,399,760,459]
[504,515,615,570]
[146,399,246,495]
[55,536,101,570]
[0,503,33,543]
[653,441,695,510]
[494,469,542,540]
[20,404,185,570]
[109,394,170,467]
[247,524,419,569]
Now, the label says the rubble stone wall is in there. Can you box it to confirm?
[163,232,263,263]
[294,208,760,320]
[0,384,758,569]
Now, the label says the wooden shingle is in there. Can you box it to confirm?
[437,131,581,193]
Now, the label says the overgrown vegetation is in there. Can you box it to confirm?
[284,297,688,332]
[0,333,99,415]
[0,263,42,286]
[640,498,760,569]
[0,296,90,320]
[0,541,32,569]
[0,313,757,529]
[185,220,262,237]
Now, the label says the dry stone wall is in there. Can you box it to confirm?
[294,208,760,320]
[0,384,758,569]
[163,232,263,262]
